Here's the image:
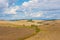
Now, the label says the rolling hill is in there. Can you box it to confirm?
[0,20,60,40]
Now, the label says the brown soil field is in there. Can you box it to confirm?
[0,27,36,40]
[0,20,60,40]
[0,20,37,40]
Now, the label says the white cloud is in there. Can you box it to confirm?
[4,6,19,14]
[21,0,60,18]
[22,1,33,7]
[0,0,60,19]
[30,12,43,17]
[0,0,8,8]
[22,0,60,9]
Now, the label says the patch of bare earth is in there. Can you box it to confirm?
[0,27,36,40]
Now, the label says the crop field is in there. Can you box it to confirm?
[0,20,60,40]
[25,20,60,40]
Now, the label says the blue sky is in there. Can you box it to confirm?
[0,0,60,20]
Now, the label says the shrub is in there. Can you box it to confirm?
[46,19,56,21]
[31,25,40,32]
[27,19,33,22]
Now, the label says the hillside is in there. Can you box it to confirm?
[25,20,60,40]
[0,20,60,40]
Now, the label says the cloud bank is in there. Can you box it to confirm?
[0,0,60,20]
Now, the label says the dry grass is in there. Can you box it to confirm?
[25,20,60,40]
[0,27,36,40]
[0,20,60,40]
[0,20,40,40]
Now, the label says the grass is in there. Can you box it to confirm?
[5,24,40,40]
[16,25,40,33]
[27,19,34,22]
[0,25,38,40]
[0,20,41,40]
[30,25,40,32]
[16,25,40,40]
[0,20,60,40]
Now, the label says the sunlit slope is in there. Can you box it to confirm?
[0,21,19,27]
[0,20,40,40]
[0,20,60,40]
[25,20,60,40]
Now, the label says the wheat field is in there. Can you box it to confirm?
[0,20,60,40]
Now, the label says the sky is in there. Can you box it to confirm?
[0,0,60,20]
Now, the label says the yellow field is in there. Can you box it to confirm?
[0,20,60,40]
[25,20,60,40]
